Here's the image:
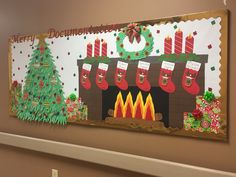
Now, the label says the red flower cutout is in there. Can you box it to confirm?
[12,80,18,88]
[192,109,203,120]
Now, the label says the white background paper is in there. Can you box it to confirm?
[11,17,221,97]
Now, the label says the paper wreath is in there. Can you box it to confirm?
[116,25,154,60]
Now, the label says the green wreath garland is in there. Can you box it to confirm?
[116,26,154,60]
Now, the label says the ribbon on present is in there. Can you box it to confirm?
[210,119,220,133]
[125,23,141,44]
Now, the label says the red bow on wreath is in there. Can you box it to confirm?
[125,23,141,44]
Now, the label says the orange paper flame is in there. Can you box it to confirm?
[133,92,144,119]
[123,92,134,118]
[114,91,156,121]
[114,92,124,117]
[143,94,155,121]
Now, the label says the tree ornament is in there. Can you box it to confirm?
[44,101,50,107]
[32,101,38,107]
[23,92,29,100]
[56,95,62,104]
[116,25,154,60]
[50,76,57,85]
[39,80,44,88]
[33,62,40,68]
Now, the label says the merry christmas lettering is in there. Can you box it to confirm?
[11,34,36,43]
[11,24,121,43]
[48,24,121,38]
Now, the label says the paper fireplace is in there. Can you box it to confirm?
[77,56,208,128]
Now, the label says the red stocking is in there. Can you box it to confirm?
[182,61,201,95]
[96,63,109,90]
[114,61,128,90]
[159,61,176,93]
[136,61,151,92]
[80,63,92,90]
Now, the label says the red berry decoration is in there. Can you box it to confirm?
[23,92,29,100]
[56,95,61,104]
[192,109,203,120]
[39,80,44,88]
[12,80,18,88]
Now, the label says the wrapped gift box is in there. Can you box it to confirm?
[184,96,221,134]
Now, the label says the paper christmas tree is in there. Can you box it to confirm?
[17,35,67,125]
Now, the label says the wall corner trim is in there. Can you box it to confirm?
[0,132,235,177]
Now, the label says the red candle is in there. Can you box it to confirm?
[164,36,172,54]
[174,29,183,54]
[102,41,107,56]
[185,35,194,54]
[87,43,92,58]
[94,38,100,57]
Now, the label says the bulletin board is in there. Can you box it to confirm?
[8,10,228,141]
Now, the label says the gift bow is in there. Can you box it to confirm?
[204,91,215,103]
[125,23,141,44]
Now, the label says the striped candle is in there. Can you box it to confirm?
[174,29,183,54]
[102,41,107,56]
[164,36,172,54]
[185,35,194,54]
[94,38,100,57]
[87,43,92,57]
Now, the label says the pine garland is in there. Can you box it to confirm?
[158,53,200,62]
[83,56,110,64]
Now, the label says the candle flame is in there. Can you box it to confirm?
[166,36,171,40]
[176,29,182,33]
[188,34,193,38]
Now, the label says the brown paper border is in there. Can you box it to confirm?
[8,10,228,141]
